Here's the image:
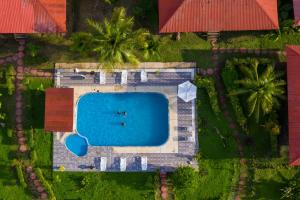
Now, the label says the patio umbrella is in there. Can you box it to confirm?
[178,81,197,102]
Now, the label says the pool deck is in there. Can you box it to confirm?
[53,64,198,172]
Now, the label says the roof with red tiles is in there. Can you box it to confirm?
[0,0,66,33]
[44,88,73,132]
[159,0,279,33]
[294,0,300,26]
[287,45,300,166]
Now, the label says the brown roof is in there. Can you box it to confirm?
[0,0,66,33]
[159,0,279,33]
[294,0,300,26]
[287,45,300,166]
[44,88,73,132]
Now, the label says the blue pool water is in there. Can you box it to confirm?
[75,92,169,147]
[65,134,88,156]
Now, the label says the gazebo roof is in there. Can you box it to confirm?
[0,0,66,33]
[44,88,73,132]
[159,0,279,33]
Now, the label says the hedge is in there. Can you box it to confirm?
[36,168,56,200]
[30,150,37,164]
[5,65,15,95]
[221,60,249,134]
[16,163,27,188]
[195,76,221,115]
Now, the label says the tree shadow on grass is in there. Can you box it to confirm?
[181,49,212,69]
[23,89,45,129]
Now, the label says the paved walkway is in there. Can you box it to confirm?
[210,43,248,199]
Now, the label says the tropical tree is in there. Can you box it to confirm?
[70,7,156,70]
[230,59,286,122]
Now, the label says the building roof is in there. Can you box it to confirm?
[44,88,73,132]
[294,0,300,26]
[287,45,300,166]
[159,0,279,33]
[0,0,66,33]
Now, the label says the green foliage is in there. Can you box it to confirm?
[28,128,34,148]
[281,172,300,200]
[70,32,94,57]
[195,76,221,115]
[102,0,119,4]
[7,128,13,138]
[70,7,157,69]
[229,58,285,122]
[30,150,37,164]
[15,162,27,188]
[172,166,198,189]
[5,65,15,95]
[222,60,248,133]
[36,168,56,200]
[26,43,40,57]
[24,43,48,65]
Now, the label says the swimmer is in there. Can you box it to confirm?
[120,122,125,126]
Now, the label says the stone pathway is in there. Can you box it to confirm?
[160,172,168,200]
[210,44,248,199]
[0,39,49,199]
[24,67,53,78]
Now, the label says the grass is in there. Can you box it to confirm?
[0,76,31,199]
[173,87,240,200]
[219,31,300,50]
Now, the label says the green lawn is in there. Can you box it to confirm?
[173,87,240,200]
[0,73,31,199]
[219,31,300,50]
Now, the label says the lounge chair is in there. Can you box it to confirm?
[141,157,147,171]
[120,157,126,171]
[121,70,128,85]
[100,157,107,171]
[99,71,106,84]
[141,70,148,82]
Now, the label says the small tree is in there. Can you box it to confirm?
[230,58,286,122]
[172,166,198,189]
[70,7,158,70]
[281,172,300,200]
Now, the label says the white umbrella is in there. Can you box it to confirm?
[178,81,197,102]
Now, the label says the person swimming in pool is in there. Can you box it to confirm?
[117,111,121,115]
[122,111,127,116]
[120,122,126,126]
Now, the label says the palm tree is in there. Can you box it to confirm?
[71,7,151,69]
[230,59,286,122]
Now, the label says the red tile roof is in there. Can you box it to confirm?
[294,0,300,26]
[0,0,66,33]
[44,88,73,132]
[287,46,300,166]
[159,0,279,33]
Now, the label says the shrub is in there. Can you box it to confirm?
[222,60,249,133]
[195,76,221,115]
[15,162,27,188]
[28,128,34,148]
[280,145,289,159]
[24,43,48,65]
[281,172,300,200]
[30,150,37,164]
[5,65,15,95]
[7,128,13,138]
[36,168,56,200]
[171,166,198,189]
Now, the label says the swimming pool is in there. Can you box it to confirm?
[65,92,169,154]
